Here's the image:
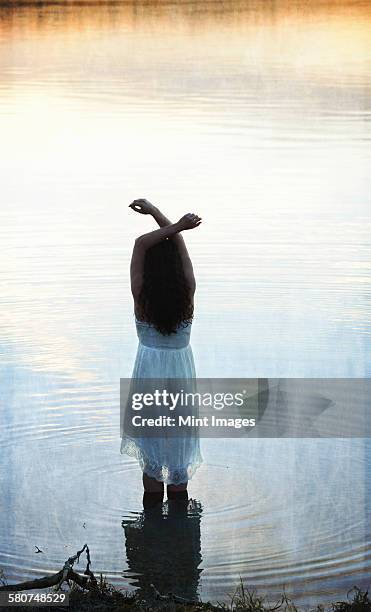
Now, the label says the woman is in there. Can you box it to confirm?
[121,198,203,508]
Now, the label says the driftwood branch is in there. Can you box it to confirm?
[0,544,97,593]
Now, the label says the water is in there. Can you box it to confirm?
[0,1,370,607]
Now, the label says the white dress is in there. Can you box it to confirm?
[120,318,203,485]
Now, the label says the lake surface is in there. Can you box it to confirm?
[0,1,370,607]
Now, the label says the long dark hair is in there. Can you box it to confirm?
[137,239,194,335]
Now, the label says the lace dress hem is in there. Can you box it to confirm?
[121,436,203,486]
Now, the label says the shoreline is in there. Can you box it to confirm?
[0,578,369,612]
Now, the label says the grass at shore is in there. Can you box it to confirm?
[1,577,370,612]
[66,578,369,612]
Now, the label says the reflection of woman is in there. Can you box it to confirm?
[122,499,203,602]
[121,199,203,508]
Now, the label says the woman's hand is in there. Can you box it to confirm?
[129,198,156,215]
[177,213,202,231]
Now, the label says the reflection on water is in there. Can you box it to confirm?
[122,499,202,602]
[0,0,370,607]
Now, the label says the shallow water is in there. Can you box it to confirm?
[0,1,370,607]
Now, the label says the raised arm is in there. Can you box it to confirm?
[129,202,201,299]
[131,200,198,291]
